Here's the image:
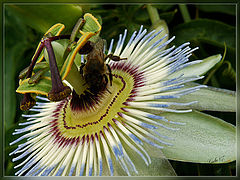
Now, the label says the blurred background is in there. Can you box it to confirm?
[4,4,236,176]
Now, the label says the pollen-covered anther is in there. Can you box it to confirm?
[48,86,72,102]
[20,93,36,111]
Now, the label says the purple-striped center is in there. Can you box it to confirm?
[48,62,145,145]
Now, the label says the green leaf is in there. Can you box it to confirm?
[153,5,174,12]
[5,8,36,131]
[159,8,178,24]
[170,83,236,112]
[6,4,83,33]
[156,111,236,163]
[135,8,149,22]
[196,5,236,16]
[4,50,17,130]
[173,19,235,49]
[168,54,222,78]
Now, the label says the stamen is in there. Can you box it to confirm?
[103,127,122,160]
[79,135,89,175]
[68,137,84,176]
[43,38,71,102]
[36,96,50,102]
[100,132,114,176]
[20,93,36,111]
[116,129,151,165]
[87,135,94,176]
[94,133,103,176]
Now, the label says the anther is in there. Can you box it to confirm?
[20,93,36,111]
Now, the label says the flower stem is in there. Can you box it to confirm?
[146,4,160,25]
[179,4,191,23]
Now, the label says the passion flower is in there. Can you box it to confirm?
[10,26,206,176]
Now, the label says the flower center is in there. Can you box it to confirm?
[51,62,143,138]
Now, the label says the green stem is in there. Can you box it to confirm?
[146,4,160,25]
[210,74,220,87]
[179,4,191,23]
[203,43,227,85]
[222,61,236,82]
[203,68,217,85]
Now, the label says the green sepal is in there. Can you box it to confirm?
[166,82,236,112]
[43,39,69,69]
[111,145,176,176]
[168,54,222,79]
[16,77,52,97]
[81,13,102,34]
[152,110,236,164]
[35,23,65,64]
[60,13,102,80]
[60,32,94,80]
